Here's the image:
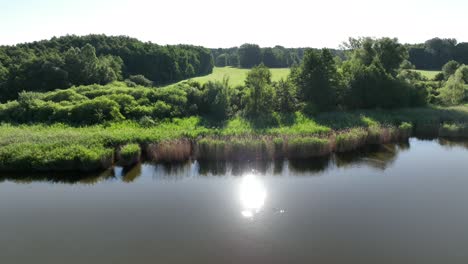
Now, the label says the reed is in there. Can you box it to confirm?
[286,137,332,159]
[398,122,413,140]
[144,139,192,162]
[273,137,285,159]
[195,137,272,161]
[439,123,468,138]
[334,128,368,152]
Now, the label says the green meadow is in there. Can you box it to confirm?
[179,67,291,87]
[413,69,441,80]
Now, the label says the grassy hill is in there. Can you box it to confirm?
[178,67,291,87]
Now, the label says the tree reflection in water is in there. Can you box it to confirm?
[0,140,422,184]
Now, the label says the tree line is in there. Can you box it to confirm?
[212,44,345,68]
[408,38,468,70]
[212,38,468,71]
[0,34,214,102]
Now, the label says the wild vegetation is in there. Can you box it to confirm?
[2,36,468,172]
[0,35,213,101]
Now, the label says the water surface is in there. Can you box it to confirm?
[2,138,468,263]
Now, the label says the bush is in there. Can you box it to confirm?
[128,75,153,87]
[70,97,124,124]
[199,80,231,120]
[117,144,141,166]
[438,69,466,106]
[43,89,88,103]
[345,63,412,109]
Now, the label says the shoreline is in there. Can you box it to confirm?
[2,106,468,173]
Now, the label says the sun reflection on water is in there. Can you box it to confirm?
[240,173,266,218]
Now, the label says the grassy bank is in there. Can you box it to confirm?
[2,106,468,172]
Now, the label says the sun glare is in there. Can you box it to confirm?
[239,174,266,218]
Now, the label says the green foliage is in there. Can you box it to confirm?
[128,75,153,87]
[199,80,231,120]
[215,54,228,67]
[292,49,341,112]
[458,65,468,83]
[344,37,407,76]
[118,143,141,166]
[400,60,415,69]
[244,65,275,117]
[4,107,468,171]
[0,34,214,101]
[345,62,411,109]
[238,44,262,68]
[442,60,460,79]
[273,79,298,112]
[438,69,466,106]
[341,38,427,109]
[0,62,9,82]
[70,97,124,124]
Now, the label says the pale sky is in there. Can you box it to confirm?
[1,0,467,48]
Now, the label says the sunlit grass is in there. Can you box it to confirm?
[178,67,291,87]
[412,69,441,80]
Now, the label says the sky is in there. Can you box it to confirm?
[1,0,467,48]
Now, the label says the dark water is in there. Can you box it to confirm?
[2,138,468,264]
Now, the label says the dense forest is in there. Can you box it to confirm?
[0,35,213,101]
[407,38,468,70]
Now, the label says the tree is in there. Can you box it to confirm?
[292,49,341,112]
[215,54,228,67]
[262,48,278,68]
[458,65,468,83]
[400,59,415,70]
[345,37,407,76]
[438,68,465,105]
[200,79,231,120]
[238,44,262,68]
[442,60,460,79]
[228,54,239,67]
[64,45,97,85]
[274,79,298,112]
[128,75,153,87]
[0,62,8,83]
[244,65,275,116]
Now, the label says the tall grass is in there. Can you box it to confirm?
[145,139,192,162]
[286,137,332,159]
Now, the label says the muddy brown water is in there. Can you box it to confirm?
[1,138,468,264]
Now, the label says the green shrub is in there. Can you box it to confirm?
[70,97,124,124]
[128,75,153,87]
[118,144,141,166]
